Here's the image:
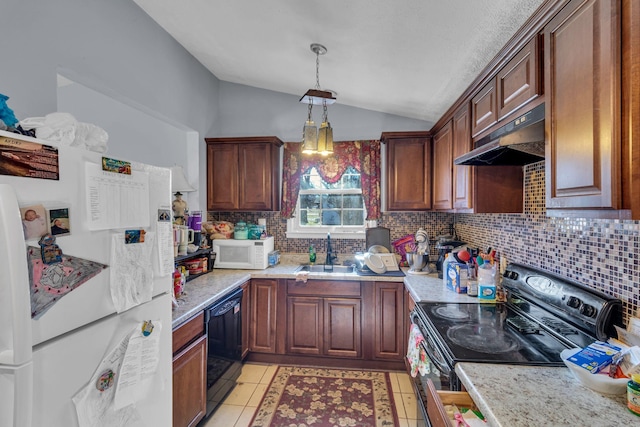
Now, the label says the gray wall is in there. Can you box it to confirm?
[1,0,430,213]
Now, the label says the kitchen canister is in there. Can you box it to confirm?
[234,221,248,239]
[477,264,497,302]
[628,374,640,416]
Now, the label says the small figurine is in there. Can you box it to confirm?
[39,234,62,264]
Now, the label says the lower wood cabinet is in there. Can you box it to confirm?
[373,282,405,360]
[287,280,362,359]
[249,278,279,353]
[172,312,207,427]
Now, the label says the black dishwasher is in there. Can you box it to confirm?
[203,287,243,418]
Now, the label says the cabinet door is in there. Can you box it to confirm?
[452,105,473,210]
[324,298,361,358]
[433,122,453,210]
[383,133,432,210]
[497,35,541,120]
[238,143,278,211]
[206,143,238,210]
[374,282,404,360]
[287,296,323,355]
[545,0,621,209]
[471,78,498,137]
[173,335,207,427]
[250,279,278,353]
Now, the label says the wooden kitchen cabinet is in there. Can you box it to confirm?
[432,122,453,210]
[497,35,542,120]
[381,131,432,211]
[286,280,362,359]
[471,78,498,137]
[452,104,473,210]
[205,136,283,211]
[544,0,622,212]
[250,278,279,353]
[373,282,405,360]
[172,312,207,427]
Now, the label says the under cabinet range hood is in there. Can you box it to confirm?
[454,103,546,166]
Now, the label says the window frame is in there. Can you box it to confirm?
[286,167,366,239]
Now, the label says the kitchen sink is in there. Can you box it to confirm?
[295,264,355,274]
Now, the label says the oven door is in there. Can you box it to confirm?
[409,311,459,425]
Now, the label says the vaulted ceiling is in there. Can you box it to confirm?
[133,0,544,125]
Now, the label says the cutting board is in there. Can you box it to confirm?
[366,227,391,252]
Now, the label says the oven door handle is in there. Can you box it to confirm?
[411,311,451,376]
[420,334,451,376]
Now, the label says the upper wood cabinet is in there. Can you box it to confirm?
[432,122,453,210]
[497,35,542,120]
[452,104,473,210]
[205,136,283,211]
[381,131,432,211]
[471,79,498,137]
[544,0,621,211]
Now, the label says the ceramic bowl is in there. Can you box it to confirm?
[560,348,628,395]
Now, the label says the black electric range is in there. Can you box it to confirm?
[409,263,623,396]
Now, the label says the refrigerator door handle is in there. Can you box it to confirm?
[0,361,33,427]
[0,184,33,365]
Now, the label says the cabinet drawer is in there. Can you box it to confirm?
[426,379,476,427]
[172,311,205,355]
[287,280,361,297]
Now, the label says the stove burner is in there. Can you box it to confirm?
[447,324,520,353]
[432,305,471,320]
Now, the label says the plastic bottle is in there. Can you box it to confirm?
[628,374,640,416]
[442,253,451,288]
[477,263,497,302]
[309,244,316,264]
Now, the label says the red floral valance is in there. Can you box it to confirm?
[281,140,381,220]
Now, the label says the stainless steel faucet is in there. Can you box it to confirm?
[324,233,337,271]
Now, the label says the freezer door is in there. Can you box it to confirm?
[0,184,33,366]
[31,294,172,426]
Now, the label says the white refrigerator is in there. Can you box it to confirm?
[0,129,172,426]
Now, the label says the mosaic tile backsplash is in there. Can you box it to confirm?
[208,160,639,325]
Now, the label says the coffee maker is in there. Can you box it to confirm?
[435,239,466,278]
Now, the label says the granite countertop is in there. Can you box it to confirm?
[455,363,638,427]
[171,260,472,328]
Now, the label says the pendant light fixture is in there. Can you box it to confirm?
[300,43,335,155]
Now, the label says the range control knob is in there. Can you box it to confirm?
[504,271,518,280]
[567,296,581,309]
[579,304,597,318]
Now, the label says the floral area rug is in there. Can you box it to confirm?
[250,366,399,427]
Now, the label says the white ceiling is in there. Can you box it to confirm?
[132,0,544,124]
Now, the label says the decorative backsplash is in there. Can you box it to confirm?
[208,160,639,325]
[455,161,639,325]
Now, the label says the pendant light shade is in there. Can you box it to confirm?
[300,43,336,155]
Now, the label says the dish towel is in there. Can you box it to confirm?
[406,323,430,377]
[295,271,309,283]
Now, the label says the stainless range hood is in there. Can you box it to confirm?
[454,103,545,166]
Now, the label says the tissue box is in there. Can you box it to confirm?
[446,262,469,294]
[566,341,623,374]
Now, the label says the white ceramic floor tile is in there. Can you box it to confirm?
[222,382,258,406]
[238,363,269,384]
[393,392,407,419]
[396,372,414,394]
[247,383,269,407]
[259,365,278,384]
[204,404,244,427]
[233,406,258,427]
[388,372,401,393]
[401,392,419,420]
[397,418,410,427]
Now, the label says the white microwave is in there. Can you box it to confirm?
[212,237,274,270]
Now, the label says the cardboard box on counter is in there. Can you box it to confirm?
[566,341,623,374]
